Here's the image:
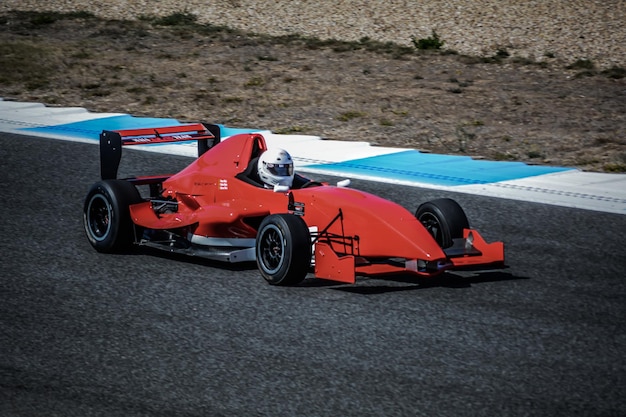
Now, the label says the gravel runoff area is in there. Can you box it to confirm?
[2,0,625,70]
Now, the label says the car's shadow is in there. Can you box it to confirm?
[134,246,259,272]
[134,247,524,294]
[299,269,526,294]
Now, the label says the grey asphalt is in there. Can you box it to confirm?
[1,132,625,416]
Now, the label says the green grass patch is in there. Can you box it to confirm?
[493,152,519,161]
[152,11,198,26]
[244,77,266,88]
[274,126,308,134]
[603,162,626,172]
[411,30,445,50]
[266,33,413,58]
[601,66,626,79]
[566,59,595,70]
[0,42,57,87]
[526,150,543,159]
[126,86,147,94]
[337,111,366,122]
[9,10,95,26]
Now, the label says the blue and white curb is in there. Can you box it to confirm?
[1,99,625,215]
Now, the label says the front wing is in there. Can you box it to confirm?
[313,228,504,284]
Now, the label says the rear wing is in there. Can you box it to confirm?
[100,123,220,180]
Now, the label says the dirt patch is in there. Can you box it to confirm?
[1,11,625,172]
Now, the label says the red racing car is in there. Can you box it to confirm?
[83,123,504,285]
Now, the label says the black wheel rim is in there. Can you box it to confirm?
[419,213,444,247]
[259,224,285,274]
[87,194,112,241]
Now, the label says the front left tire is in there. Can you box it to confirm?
[83,180,142,253]
[256,214,311,285]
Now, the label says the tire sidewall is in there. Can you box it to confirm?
[83,180,139,252]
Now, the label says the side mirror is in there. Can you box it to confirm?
[273,184,290,193]
[337,179,351,188]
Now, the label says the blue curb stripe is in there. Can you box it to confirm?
[310,150,573,186]
[18,113,573,186]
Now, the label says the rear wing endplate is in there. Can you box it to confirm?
[100,123,220,180]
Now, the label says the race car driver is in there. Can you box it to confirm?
[257,148,295,188]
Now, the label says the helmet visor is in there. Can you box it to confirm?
[266,162,293,177]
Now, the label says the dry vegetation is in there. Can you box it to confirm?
[1,10,625,172]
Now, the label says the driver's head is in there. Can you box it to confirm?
[257,148,294,188]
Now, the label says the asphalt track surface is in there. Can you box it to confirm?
[1,132,625,417]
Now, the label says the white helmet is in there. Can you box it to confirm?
[257,148,294,188]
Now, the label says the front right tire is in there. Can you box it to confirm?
[415,198,469,249]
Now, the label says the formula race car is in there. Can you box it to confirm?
[83,123,504,285]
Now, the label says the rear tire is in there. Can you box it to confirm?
[256,214,311,285]
[415,198,469,249]
[83,180,142,253]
